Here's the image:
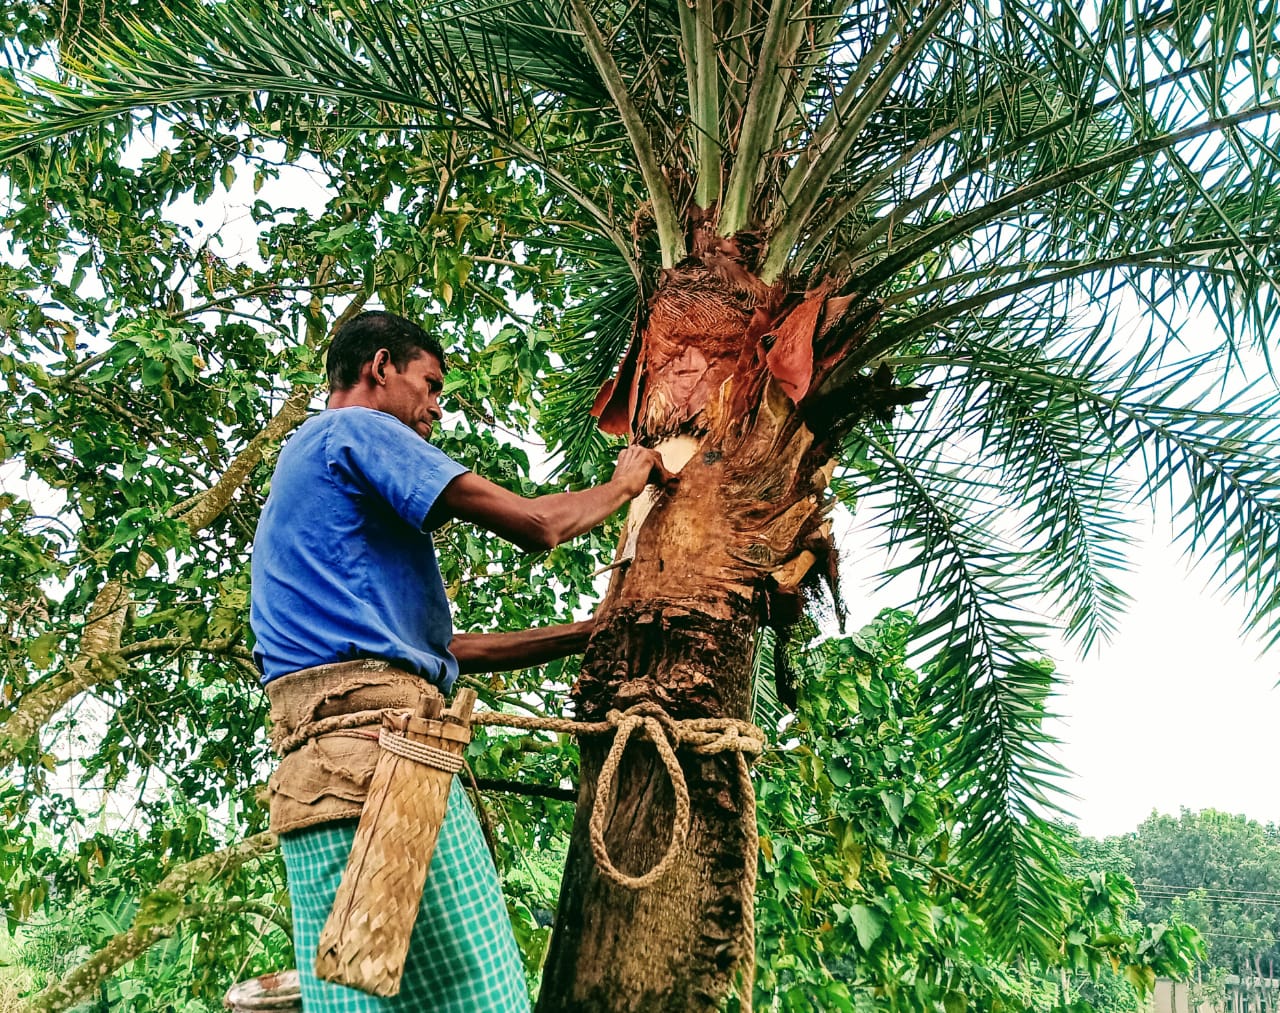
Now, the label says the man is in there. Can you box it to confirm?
[250,310,664,1011]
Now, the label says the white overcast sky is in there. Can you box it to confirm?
[1047,525,1278,838]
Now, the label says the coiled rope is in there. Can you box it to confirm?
[378,728,466,774]
[473,702,763,893]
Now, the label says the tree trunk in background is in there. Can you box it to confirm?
[538,239,884,1011]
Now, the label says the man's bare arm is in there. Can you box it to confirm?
[450,620,593,674]
[428,444,671,552]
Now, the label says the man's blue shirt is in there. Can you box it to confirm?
[250,406,468,688]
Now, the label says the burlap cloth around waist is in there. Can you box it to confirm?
[264,659,442,835]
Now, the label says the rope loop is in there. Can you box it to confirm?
[687,721,766,758]
[280,698,763,1007]
[286,703,762,895]
[588,704,693,891]
[576,702,761,1007]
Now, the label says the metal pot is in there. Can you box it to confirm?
[224,969,302,1011]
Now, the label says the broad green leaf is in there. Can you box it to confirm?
[849,904,885,951]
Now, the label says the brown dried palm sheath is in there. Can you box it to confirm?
[315,691,474,996]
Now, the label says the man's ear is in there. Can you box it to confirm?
[371,348,391,385]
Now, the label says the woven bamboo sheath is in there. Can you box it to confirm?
[314,688,477,996]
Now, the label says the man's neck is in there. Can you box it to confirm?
[327,388,377,411]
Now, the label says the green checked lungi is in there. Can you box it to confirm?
[281,778,531,1012]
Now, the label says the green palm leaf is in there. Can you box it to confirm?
[916,340,1280,647]
[847,426,1072,958]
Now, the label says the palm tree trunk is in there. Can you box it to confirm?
[538,251,880,1010]
[539,605,758,1011]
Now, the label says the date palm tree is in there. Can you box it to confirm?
[5,0,1280,1009]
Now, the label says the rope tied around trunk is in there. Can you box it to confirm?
[476,702,764,891]
[280,702,764,889]
[278,700,764,1004]
[473,701,763,1009]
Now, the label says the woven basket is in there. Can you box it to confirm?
[314,688,476,996]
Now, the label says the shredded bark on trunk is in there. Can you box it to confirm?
[539,240,891,1010]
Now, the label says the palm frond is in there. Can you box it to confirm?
[855,98,1280,294]
[0,0,646,268]
[846,427,1072,959]
[1097,383,1280,648]
[942,339,1136,655]
[565,0,683,265]
[749,629,788,733]
[538,232,638,479]
[761,0,961,280]
[777,0,1280,393]
[891,338,1280,651]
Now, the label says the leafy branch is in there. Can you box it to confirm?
[24,832,280,1013]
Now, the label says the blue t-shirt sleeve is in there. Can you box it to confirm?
[325,409,468,529]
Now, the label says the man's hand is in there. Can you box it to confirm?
[611,445,677,498]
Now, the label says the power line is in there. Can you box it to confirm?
[1137,883,1280,901]
[1199,930,1280,943]
[1141,891,1280,910]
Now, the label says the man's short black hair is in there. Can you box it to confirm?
[325,311,447,391]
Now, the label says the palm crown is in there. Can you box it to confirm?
[5,0,1280,965]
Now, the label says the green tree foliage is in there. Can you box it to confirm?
[0,7,614,1009]
[1120,809,1280,983]
[750,611,1200,1012]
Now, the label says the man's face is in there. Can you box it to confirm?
[378,349,445,440]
